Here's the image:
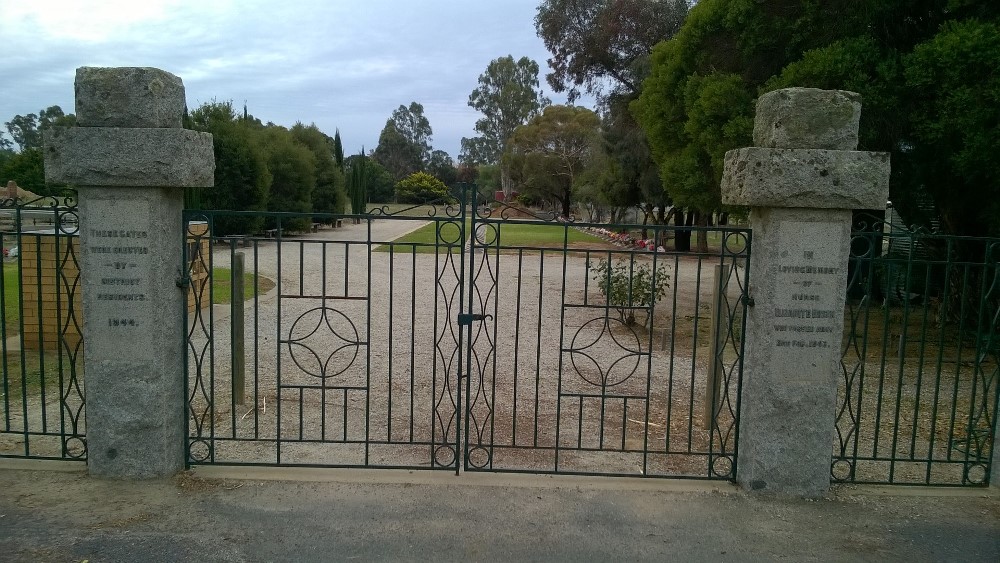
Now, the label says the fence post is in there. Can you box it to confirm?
[232,251,246,406]
[44,67,214,478]
[721,88,890,496]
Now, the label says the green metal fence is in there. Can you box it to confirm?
[836,213,999,486]
[0,193,86,461]
[183,188,751,480]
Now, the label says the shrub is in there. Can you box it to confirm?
[394,172,452,204]
[592,258,670,326]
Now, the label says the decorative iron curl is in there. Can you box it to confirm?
[365,197,462,219]
[474,199,567,223]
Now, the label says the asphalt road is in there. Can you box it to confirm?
[0,462,998,562]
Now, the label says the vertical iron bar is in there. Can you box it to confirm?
[365,218,373,466]
[409,247,416,442]
[512,249,524,445]
[275,217,283,464]
[388,243,394,441]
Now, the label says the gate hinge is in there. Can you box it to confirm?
[176,269,192,289]
[457,313,488,326]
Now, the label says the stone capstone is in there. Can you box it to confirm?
[754,88,862,150]
[75,67,186,128]
[721,147,889,210]
[44,127,215,187]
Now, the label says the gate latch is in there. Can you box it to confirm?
[457,313,488,326]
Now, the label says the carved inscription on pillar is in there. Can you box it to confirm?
[87,202,152,332]
[772,221,842,360]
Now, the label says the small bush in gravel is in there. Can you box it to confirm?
[593,258,670,326]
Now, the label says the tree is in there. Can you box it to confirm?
[5,105,76,151]
[291,123,347,216]
[333,129,345,170]
[263,127,316,231]
[462,56,550,197]
[374,102,433,180]
[635,0,1000,238]
[535,0,689,102]
[902,18,1000,237]
[347,151,370,216]
[348,154,395,203]
[0,149,45,196]
[187,100,271,234]
[426,149,457,187]
[394,172,451,204]
[505,105,601,216]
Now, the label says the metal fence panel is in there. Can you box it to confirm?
[836,214,999,486]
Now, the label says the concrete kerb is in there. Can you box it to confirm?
[1,459,995,501]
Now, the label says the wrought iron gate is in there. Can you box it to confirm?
[184,188,750,480]
[0,193,85,461]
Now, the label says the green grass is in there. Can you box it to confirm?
[379,220,607,253]
[210,268,276,304]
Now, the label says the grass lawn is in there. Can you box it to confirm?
[380,220,606,253]
[209,268,276,304]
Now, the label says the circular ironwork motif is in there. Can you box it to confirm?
[964,463,988,485]
[467,446,491,469]
[286,307,362,379]
[711,455,734,479]
[437,220,464,246]
[568,317,643,388]
[433,445,456,468]
[188,439,212,462]
[830,459,853,482]
[64,436,87,459]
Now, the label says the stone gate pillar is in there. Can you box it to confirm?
[44,67,214,478]
[721,88,890,496]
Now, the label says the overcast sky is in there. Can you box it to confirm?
[0,0,592,159]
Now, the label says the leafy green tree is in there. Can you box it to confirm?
[635,0,1000,237]
[347,154,395,202]
[5,105,75,151]
[0,148,45,196]
[394,171,451,204]
[347,151,370,215]
[291,122,347,216]
[505,105,601,216]
[461,56,550,197]
[902,19,1000,236]
[263,127,316,231]
[427,149,457,186]
[333,129,345,170]
[374,102,433,180]
[187,100,271,234]
[535,0,689,101]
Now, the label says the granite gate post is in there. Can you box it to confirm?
[721,88,890,496]
[45,67,214,478]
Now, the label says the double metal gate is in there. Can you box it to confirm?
[184,194,751,480]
